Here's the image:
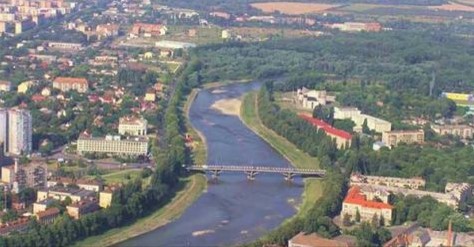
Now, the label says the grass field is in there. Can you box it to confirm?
[251,2,340,15]
[100,169,142,184]
[73,174,207,247]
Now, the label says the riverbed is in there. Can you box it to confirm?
[119,82,304,246]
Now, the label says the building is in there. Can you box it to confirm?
[144,89,156,102]
[118,116,147,136]
[341,186,393,225]
[350,173,426,189]
[299,114,352,149]
[327,22,382,32]
[7,108,32,155]
[36,207,60,224]
[47,42,83,50]
[95,23,119,39]
[52,77,88,93]
[289,232,356,247]
[37,187,96,203]
[33,198,56,214]
[0,218,30,236]
[66,199,99,219]
[77,135,148,156]
[441,92,473,106]
[296,88,336,110]
[0,81,11,92]
[445,182,472,203]
[334,107,391,133]
[0,110,7,153]
[130,23,167,37]
[431,124,474,139]
[2,161,47,192]
[17,80,35,94]
[99,189,114,208]
[154,40,196,49]
[47,177,103,192]
[382,130,424,147]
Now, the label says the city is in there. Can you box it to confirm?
[0,0,473,246]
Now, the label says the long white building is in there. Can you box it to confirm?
[77,135,148,156]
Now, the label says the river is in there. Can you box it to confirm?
[120,82,304,246]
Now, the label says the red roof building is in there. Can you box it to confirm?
[341,186,393,225]
[299,114,352,149]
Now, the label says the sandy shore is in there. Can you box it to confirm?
[211,98,242,116]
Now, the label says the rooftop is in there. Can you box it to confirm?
[344,186,393,210]
[53,77,88,86]
[299,114,352,140]
[36,207,60,218]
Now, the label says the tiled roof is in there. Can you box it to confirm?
[53,77,88,85]
[299,114,352,140]
[344,186,393,210]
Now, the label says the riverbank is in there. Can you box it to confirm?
[240,91,323,217]
[73,174,207,247]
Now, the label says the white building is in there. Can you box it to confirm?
[118,116,147,136]
[0,109,7,153]
[334,107,391,133]
[77,135,148,156]
[7,108,32,155]
[296,88,336,110]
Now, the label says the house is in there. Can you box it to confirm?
[144,89,156,102]
[17,80,35,93]
[96,23,119,39]
[341,186,393,225]
[296,88,336,110]
[53,77,88,93]
[33,198,56,214]
[35,207,60,224]
[41,87,51,96]
[119,116,148,136]
[0,81,11,92]
[159,49,173,58]
[299,114,352,149]
[66,199,99,219]
[99,187,117,208]
[289,232,356,247]
[130,23,167,37]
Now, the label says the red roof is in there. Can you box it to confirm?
[344,186,392,210]
[299,114,352,140]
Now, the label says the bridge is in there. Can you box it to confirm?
[187,165,326,181]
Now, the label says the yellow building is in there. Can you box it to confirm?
[143,52,153,59]
[17,80,35,93]
[144,89,156,102]
[99,190,113,208]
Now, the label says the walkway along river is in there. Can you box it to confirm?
[119,82,304,246]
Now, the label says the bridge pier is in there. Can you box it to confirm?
[210,170,222,180]
[283,172,295,182]
[245,171,258,180]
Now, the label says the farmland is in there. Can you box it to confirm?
[250,2,340,15]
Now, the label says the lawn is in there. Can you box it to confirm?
[100,169,142,184]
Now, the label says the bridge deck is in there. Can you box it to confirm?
[188,165,326,176]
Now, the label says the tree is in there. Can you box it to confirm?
[371,214,379,228]
[355,209,361,222]
[362,119,370,134]
[379,215,385,227]
[343,213,352,226]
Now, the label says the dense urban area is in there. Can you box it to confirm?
[0,0,473,246]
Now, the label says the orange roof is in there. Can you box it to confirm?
[344,186,393,210]
[53,77,88,86]
[36,208,60,219]
[290,232,353,247]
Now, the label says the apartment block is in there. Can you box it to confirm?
[47,177,103,192]
[7,108,32,155]
[334,107,392,133]
[382,130,424,147]
[66,199,99,219]
[431,124,474,139]
[37,187,96,203]
[2,161,47,192]
[351,173,426,189]
[341,186,393,225]
[52,77,88,93]
[77,135,148,156]
[299,114,352,149]
[295,87,336,110]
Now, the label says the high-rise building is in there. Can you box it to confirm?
[7,108,32,155]
[0,109,7,153]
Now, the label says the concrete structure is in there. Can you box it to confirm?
[77,135,148,156]
[33,198,55,214]
[17,80,35,93]
[130,23,167,37]
[351,173,425,189]
[296,88,336,110]
[327,22,382,32]
[299,114,352,149]
[334,107,391,133]
[37,187,96,203]
[341,186,393,225]
[0,109,7,153]
[53,77,88,93]
[35,207,60,224]
[118,116,147,136]
[0,81,11,92]
[445,182,472,203]
[289,232,356,247]
[382,130,424,147]
[5,108,32,155]
[95,23,119,39]
[431,124,474,139]
[47,177,103,192]
[66,199,99,219]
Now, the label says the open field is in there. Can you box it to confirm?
[251,2,340,15]
[73,174,207,247]
[100,169,142,184]
[428,2,474,11]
